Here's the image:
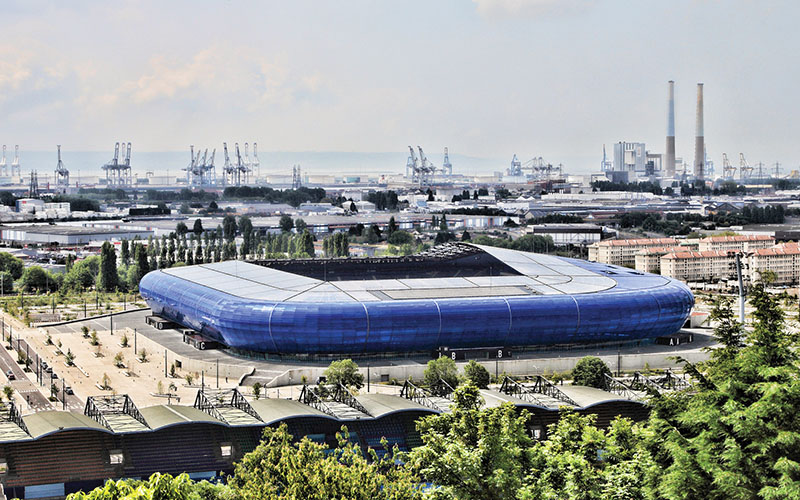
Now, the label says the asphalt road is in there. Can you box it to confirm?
[0,325,84,413]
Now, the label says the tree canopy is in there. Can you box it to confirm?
[571,356,612,389]
[323,359,364,390]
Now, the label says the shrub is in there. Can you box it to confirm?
[571,356,611,389]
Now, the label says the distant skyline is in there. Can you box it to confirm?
[0,0,798,174]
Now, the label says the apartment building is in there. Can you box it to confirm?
[660,250,736,283]
[588,237,678,268]
[634,246,685,274]
[697,234,774,252]
[749,243,800,285]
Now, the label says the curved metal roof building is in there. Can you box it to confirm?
[139,243,693,355]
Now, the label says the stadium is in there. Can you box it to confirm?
[139,243,694,356]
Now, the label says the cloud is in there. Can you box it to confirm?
[472,0,593,19]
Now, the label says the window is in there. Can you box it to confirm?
[0,459,7,474]
[109,450,124,465]
[220,443,232,458]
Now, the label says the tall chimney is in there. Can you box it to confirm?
[694,83,704,180]
[665,80,676,177]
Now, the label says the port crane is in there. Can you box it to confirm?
[235,143,250,185]
[407,146,437,187]
[441,147,452,176]
[54,145,69,190]
[244,143,252,176]
[222,142,239,186]
[739,153,753,180]
[0,146,6,177]
[722,153,736,179]
[10,145,20,179]
[252,143,261,179]
[102,142,132,187]
[509,154,562,180]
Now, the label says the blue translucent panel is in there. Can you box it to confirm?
[506,295,579,345]
[436,298,511,349]
[363,300,441,352]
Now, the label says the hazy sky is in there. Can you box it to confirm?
[0,0,797,173]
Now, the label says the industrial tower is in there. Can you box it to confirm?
[54,145,69,191]
[292,165,302,189]
[28,170,39,198]
[0,146,6,177]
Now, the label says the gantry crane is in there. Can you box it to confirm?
[55,145,69,190]
[0,146,6,177]
[10,145,20,178]
[722,153,736,179]
[251,143,260,179]
[739,153,753,180]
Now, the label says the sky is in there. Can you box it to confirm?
[0,0,798,175]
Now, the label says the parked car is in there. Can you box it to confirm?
[6,370,15,381]
[51,372,58,379]
[64,386,74,395]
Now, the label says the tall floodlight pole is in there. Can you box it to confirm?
[735,253,746,323]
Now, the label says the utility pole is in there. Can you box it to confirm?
[735,253,746,323]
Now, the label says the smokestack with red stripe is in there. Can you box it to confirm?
[665,80,676,177]
[694,83,704,180]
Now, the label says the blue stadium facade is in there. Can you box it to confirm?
[139,243,694,355]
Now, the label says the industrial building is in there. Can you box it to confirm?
[525,223,611,246]
[0,225,152,245]
[140,243,694,356]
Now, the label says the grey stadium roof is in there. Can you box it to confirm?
[159,244,618,303]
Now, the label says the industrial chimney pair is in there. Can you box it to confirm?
[665,81,704,180]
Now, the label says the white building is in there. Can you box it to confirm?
[613,142,647,174]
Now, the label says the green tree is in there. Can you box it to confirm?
[463,360,490,388]
[424,356,459,390]
[387,230,413,246]
[192,218,204,236]
[175,221,188,236]
[294,218,307,232]
[461,229,471,241]
[0,271,13,294]
[66,472,208,500]
[323,359,364,390]
[388,216,398,234]
[230,424,420,500]
[279,215,294,233]
[20,266,54,292]
[571,356,611,389]
[133,243,150,284]
[296,231,315,258]
[99,241,118,292]
[411,383,532,500]
[222,214,237,242]
[119,239,130,266]
[651,284,800,500]
[0,252,24,279]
